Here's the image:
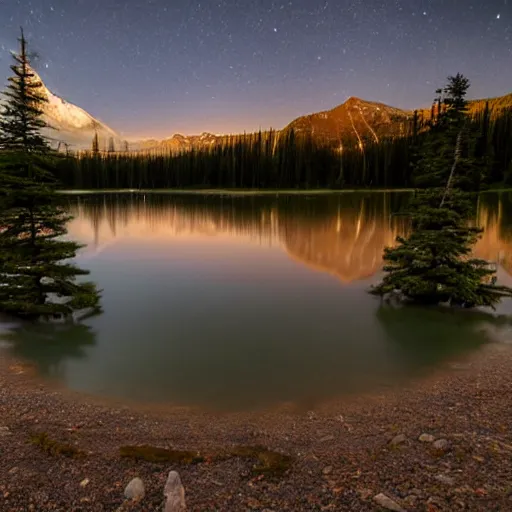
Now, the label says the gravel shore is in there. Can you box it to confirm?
[1,343,512,511]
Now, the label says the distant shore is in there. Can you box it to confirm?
[57,187,512,196]
[58,188,415,195]
[2,343,512,511]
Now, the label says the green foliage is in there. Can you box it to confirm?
[53,98,512,191]
[372,75,512,309]
[373,191,512,308]
[0,30,100,319]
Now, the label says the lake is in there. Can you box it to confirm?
[3,191,512,411]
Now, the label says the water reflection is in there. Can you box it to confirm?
[5,323,96,377]
[66,192,512,282]
[67,193,413,282]
[2,192,511,410]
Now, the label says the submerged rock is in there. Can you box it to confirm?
[124,477,145,500]
[373,493,405,511]
[164,471,186,512]
[419,433,435,443]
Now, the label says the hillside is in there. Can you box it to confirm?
[133,132,221,153]
[284,93,512,148]
[13,68,512,152]
[27,68,120,150]
[284,97,412,147]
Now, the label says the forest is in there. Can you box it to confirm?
[54,104,512,190]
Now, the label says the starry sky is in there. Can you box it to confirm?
[1,0,511,139]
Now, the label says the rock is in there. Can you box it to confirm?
[164,471,186,512]
[435,474,455,486]
[318,435,335,443]
[322,466,333,475]
[433,439,451,451]
[0,426,12,437]
[373,493,405,511]
[419,433,435,443]
[124,477,145,500]
[390,434,406,446]
[80,478,90,488]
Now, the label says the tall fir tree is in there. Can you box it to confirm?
[0,29,101,319]
[92,130,99,155]
[372,74,512,309]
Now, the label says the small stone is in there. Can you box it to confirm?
[124,477,145,500]
[433,439,451,451]
[472,455,484,463]
[373,493,405,511]
[0,426,11,437]
[319,435,335,443]
[435,474,455,486]
[164,471,186,512]
[247,497,262,509]
[419,433,435,443]
[390,434,406,446]
[322,466,333,475]
[80,478,90,488]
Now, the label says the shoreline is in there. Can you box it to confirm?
[57,188,415,196]
[2,344,512,511]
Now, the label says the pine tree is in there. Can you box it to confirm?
[92,130,99,155]
[108,136,115,153]
[372,74,512,309]
[0,29,101,319]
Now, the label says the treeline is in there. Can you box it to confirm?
[54,106,512,190]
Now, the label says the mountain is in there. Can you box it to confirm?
[469,92,512,114]
[284,97,412,147]
[29,68,119,150]
[134,132,222,153]
[15,69,512,152]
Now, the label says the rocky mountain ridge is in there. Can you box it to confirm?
[19,69,512,152]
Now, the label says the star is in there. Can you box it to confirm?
[497,14,501,19]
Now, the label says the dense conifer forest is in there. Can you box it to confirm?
[54,105,512,190]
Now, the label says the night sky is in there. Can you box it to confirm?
[1,0,511,139]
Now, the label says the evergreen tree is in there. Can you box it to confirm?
[372,74,512,309]
[108,136,115,153]
[92,130,99,155]
[0,30,101,319]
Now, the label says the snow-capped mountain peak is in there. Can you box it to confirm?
[28,67,119,149]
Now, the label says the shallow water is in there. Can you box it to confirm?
[3,191,512,411]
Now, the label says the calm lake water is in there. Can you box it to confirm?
[3,191,512,411]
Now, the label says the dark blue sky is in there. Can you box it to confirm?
[1,0,511,139]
